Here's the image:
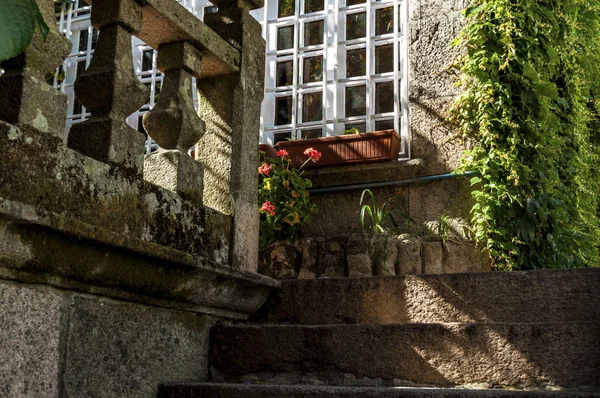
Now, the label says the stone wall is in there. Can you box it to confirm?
[0,280,215,397]
[301,161,474,239]
[409,0,469,175]
[258,234,490,280]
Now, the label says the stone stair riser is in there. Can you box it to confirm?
[262,269,600,325]
[211,322,600,389]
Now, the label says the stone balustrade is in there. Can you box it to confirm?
[0,0,274,316]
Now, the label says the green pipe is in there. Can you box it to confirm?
[308,171,480,194]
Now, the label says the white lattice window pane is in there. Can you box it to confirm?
[142,50,154,72]
[302,91,323,122]
[345,85,366,117]
[346,48,366,77]
[275,96,293,125]
[78,30,88,52]
[278,0,295,17]
[346,0,365,6]
[303,56,323,83]
[73,97,83,116]
[375,81,394,114]
[304,20,324,46]
[276,60,294,86]
[274,131,292,144]
[301,128,322,139]
[375,44,393,74]
[346,12,366,40]
[375,119,395,131]
[375,7,394,36]
[304,0,324,13]
[277,25,295,50]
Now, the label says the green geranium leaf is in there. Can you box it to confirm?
[0,0,49,62]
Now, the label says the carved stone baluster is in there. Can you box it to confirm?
[196,0,265,271]
[67,0,148,172]
[0,0,72,139]
[142,41,204,203]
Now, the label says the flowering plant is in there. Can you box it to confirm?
[258,147,321,248]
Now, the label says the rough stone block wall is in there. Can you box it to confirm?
[303,177,473,239]
[258,235,490,280]
[0,280,216,397]
[409,0,468,175]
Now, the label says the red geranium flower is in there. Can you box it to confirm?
[303,147,322,162]
[258,163,272,175]
[260,201,276,216]
[276,149,289,158]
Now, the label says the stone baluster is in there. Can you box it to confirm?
[142,41,205,202]
[66,0,149,172]
[196,0,265,271]
[0,0,72,139]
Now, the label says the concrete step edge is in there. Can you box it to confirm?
[218,320,600,329]
[158,383,600,397]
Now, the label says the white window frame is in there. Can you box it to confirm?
[260,0,409,159]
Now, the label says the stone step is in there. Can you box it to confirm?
[210,322,600,390]
[259,268,600,325]
[158,383,600,397]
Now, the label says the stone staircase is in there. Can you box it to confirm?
[159,268,600,397]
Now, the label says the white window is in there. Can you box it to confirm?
[259,0,409,157]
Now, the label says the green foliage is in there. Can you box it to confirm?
[344,128,360,135]
[360,189,394,235]
[258,152,318,248]
[0,0,49,62]
[450,0,600,270]
[46,67,66,85]
[358,189,415,235]
[435,214,451,246]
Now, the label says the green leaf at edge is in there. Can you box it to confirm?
[523,63,541,84]
[535,82,559,100]
[0,0,48,62]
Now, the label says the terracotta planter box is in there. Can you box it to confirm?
[258,144,278,159]
[276,129,401,168]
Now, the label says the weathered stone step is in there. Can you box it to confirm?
[259,268,600,325]
[158,383,600,397]
[210,322,600,389]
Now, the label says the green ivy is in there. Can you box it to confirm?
[449,0,600,270]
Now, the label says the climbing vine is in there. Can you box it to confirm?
[449,0,600,270]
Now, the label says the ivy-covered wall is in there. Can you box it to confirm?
[450,0,600,270]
